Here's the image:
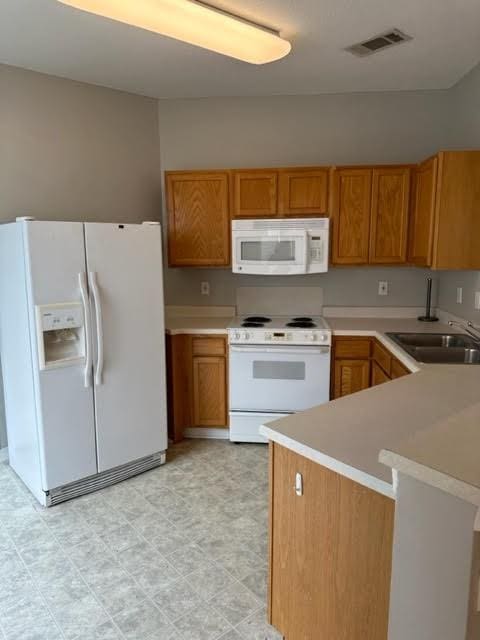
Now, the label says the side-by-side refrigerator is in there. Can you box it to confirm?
[0,218,167,506]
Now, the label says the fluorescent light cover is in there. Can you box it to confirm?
[57,0,292,64]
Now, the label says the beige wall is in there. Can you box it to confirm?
[0,64,161,224]
[0,64,162,448]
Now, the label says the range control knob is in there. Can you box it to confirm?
[242,331,250,340]
[319,334,327,342]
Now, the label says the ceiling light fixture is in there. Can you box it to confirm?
[56,0,292,64]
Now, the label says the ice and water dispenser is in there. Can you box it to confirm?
[35,303,86,370]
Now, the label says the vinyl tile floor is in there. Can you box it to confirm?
[0,440,282,640]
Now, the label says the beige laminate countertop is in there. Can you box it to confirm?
[260,317,480,501]
[165,316,231,335]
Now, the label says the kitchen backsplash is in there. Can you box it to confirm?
[164,266,437,309]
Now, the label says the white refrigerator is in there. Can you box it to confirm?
[0,218,168,506]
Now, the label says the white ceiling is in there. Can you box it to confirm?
[1,0,480,98]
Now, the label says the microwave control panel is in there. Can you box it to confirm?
[309,236,324,263]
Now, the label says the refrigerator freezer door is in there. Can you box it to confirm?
[84,223,167,472]
[24,221,97,489]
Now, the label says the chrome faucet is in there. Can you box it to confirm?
[448,320,480,341]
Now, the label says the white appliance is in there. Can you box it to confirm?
[232,218,329,275]
[0,218,167,506]
[228,314,331,443]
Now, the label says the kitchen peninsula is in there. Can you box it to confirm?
[262,323,480,640]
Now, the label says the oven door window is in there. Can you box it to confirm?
[253,360,306,380]
[240,239,296,263]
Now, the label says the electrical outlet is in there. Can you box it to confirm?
[378,281,388,296]
[456,287,463,304]
[200,281,210,296]
[475,292,480,310]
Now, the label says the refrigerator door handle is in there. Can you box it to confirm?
[78,272,93,388]
[89,271,104,386]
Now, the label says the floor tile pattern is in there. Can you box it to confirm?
[0,441,282,639]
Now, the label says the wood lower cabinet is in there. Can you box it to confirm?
[166,334,228,441]
[232,170,277,217]
[333,337,411,398]
[166,171,230,266]
[192,356,227,427]
[334,359,371,398]
[371,361,391,387]
[269,443,395,640]
[391,358,409,379]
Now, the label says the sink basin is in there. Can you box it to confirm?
[408,346,480,364]
[386,332,480,364]
[388,333,479,349]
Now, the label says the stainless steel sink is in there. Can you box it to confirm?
[386,332,480,364]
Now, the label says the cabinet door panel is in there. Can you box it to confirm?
[278,168,329,216]
[371,361,391,387]
[333,359,370,398]
[370,167,410,264]
[408,157,437,266]
[332,169,372,264]
[166,172,230,266]
[233,170,277,217]
[270,443,394,640]
[391,358,409,379]
[334,337,371,359]
[192,356,227,427]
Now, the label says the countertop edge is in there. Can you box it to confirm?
[260,425,395,500]
[166,327,229,335]
[379,449,480,507]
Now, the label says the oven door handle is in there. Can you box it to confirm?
[229,345,330,355]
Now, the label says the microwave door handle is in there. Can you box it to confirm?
[302,230,309,273]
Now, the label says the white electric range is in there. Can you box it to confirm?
[228,314,332,443]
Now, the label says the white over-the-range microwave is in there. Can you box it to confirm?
[232,218,329,275]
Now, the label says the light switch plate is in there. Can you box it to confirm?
[201,282,210,296]
[456,287,463,304]
[475,292,480,310]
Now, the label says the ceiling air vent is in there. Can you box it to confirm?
[346,29,412,57]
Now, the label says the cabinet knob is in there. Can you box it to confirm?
[294,472,303,496]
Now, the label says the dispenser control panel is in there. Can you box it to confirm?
[35,302,86,371]
[39,305,83,331]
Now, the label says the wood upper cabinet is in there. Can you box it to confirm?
[369,167,410,264]
[269,443,394,640]
[430,151,480,269]
[332,165,411,265]
[331,168,372,264]
[408,157,437,266]
[232,167,330,218]
[408,151,480,269]
[232,170,277,217]
[278,168,330,216]
[166,171,230,267]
